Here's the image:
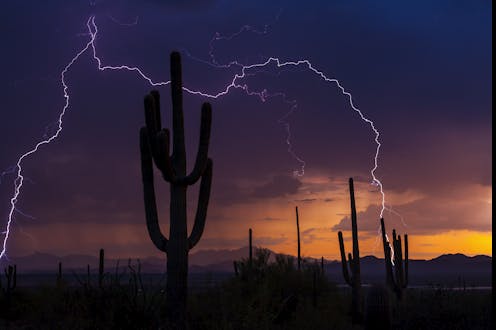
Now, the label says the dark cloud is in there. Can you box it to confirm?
[332,188,491,235]
[251,175,302,199]
[0,0,490,257]
[294,198,317,203]
[261,217,282,221]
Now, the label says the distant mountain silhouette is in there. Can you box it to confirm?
[3,249,491,286]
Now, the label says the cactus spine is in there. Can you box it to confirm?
[380,218,408,300]
[140,51,213,328]
[337,178,362,323]
[295,206,301,271]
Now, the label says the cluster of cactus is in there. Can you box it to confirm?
[337,178,362,323]
[140,51,213,328]
[380,218,408,300]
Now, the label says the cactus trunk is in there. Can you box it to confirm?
[99,248,104,288]
[249,228,253,265]
[337,178,362,324]
[296,206,301,271]
[140,51,213,329]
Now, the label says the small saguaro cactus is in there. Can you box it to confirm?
[337,177,362,324]
[380,218,408,300]
[140,51,213,328]
[295,206,301,271]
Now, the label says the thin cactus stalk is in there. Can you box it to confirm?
[140,51,213,329]
[99,248,104,288]
[57,261,62,287]
[295,206,301,271]
[87,264,90,287]
[13,265,16,289]
[337,177,362,323]
[249,228,253,266]
[380,218,408,300]
[321,256,324,274]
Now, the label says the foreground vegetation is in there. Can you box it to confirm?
[0,251,491,329]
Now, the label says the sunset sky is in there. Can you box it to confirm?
[0,0,491,261]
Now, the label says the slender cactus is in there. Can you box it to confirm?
[321,256,324,274]
[87,264,90,287]
[337,178,362,323]
[380,218,408,300]
[12,265,16,289]
[249,228,253,266]
[57,261,62,287]
[295,206,301,271]
[99,248,104,288]
[140,51,213,329]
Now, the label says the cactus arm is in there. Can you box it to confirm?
[150,90,162,130]
[188,159,213,250]
[338,231,352,285]
[184,103,212,185]
[144,94,176,181]
[170,51,186,172]
[140,127,168,253]
[156,129,176,182]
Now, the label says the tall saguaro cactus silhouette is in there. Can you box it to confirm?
[380,218,408,300]
[140,52,213,328]
[295,206,301,271]
[337,178,362,323]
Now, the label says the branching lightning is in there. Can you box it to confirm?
[1,14,391,259]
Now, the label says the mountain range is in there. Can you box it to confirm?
[3,248,492,286]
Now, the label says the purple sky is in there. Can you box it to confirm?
[0,0,491,260]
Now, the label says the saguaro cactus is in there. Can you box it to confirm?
[140,51,213,328]
[249,228,253,266]
[57,261,62,287]
[380,218,408,300]
[295,206,301,271]
[337,178,362,323]
[99,248,104,288]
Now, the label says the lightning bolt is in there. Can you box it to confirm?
[1,14,390,259]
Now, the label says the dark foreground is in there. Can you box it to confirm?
[0,266,491,329]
